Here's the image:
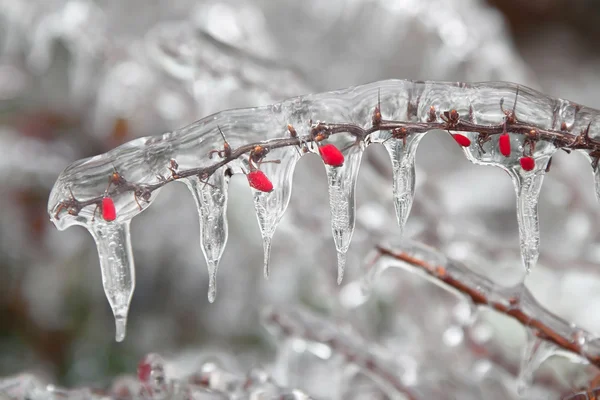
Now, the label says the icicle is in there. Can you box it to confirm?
[516,333,555,396]
[89,220,135,342]
[382,134,424,235]
[594,166,600,204]
[185,171,229,303]
[508,167,546,275]
[251,148,299,279]
[325,145,363,284]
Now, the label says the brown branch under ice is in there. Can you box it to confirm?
[264,308,420,400]
[373,245,600,372]
[53,86,600,220]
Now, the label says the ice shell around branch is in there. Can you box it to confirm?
[250,147,299,279]
[185,171,229,303]
[90,220,136,342]
[325,146,364,284]
[517,332,556,396]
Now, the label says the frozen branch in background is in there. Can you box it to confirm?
[47,79,600,341]
[0,353,314,399]
[263,306,420,399]
[365,240,600,399]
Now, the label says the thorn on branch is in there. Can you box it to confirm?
[168,159,179,179]
[500,86,519,124]
[208,126,232,159]
[133,186,152,211]
[427,105,437,123]
[372,89,382,127]
[250,144,280,169]
[287,124,306,155]
[54,187,81,219]
[441,109,460,131]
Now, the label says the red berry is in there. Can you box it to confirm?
[520,156,535,171]
[319,143,344,167]
[247,170,273,192]
[137,359,152,382]
[452,134,471,147]
[102,197,117,221]
[498,133,511,157]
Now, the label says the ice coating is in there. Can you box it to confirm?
[516,334,556,396]
[48,79,600,341]
[509,168,547,274]
[383,135,424,235]
[457,85,560,276]
[251,146,299,278]
[324,146,363,284]
[90,221,135,342]
[368,239,597,366]
[262,306,420,399]
[185,171,230,303]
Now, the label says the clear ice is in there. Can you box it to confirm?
[185,171,230,303]
[383,134,424,236]
[594,163,600,204]
[47,80,600,341]
[324,145,363,284]
[509,168,547,274]
[516,333,556,396]
[250,146,299,278]
[90,221,136,342]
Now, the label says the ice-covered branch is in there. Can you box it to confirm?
[366,241,600,373]
[47,79,600,341]
[263,306,420,400]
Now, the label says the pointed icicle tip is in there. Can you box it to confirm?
[499,133,511,157]
[319,143,345,167]
[207,263,218,303]
[247,170,274,192]
[115,315,127,342]
[337,250,346,285]
[520,156,535,171]
[452,134,471,147]
[263,236,272,279]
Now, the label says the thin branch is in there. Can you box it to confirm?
[374,245,600,370]
[53,91,600,219]
[265,308,420,400]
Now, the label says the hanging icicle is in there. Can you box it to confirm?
[89,220,136,342]
[324,145,364,284]
[185,171,230,303]
[383,133,426,235]
[250,147,299,279]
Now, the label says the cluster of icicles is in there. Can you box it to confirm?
[47,79,600,342]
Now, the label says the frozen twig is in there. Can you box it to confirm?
[371,243,600,371]
[263,306,420,400]
[47,79,600,340]
[50,81,600,220]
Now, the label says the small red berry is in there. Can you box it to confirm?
[102,197,117,221]
[452,134,471,147]
[498,133,511,157]
[520,156,535,171]
[319,143,344,167]
[247,170,273,192]
[137,359,152,382]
